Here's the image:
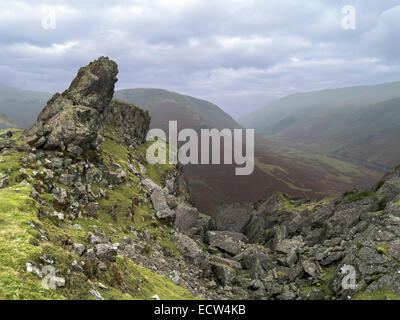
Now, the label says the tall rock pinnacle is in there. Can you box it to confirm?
[24,57,119,158]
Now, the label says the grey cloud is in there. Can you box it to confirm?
[0,0,399,118]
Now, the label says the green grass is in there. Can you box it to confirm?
[344,191,384,204]
[0,133,195,300]
[0,185,64,299]
[320,268,335,297]
[136,142,175,186]
[377,243,389,257]
[354,288,400,300]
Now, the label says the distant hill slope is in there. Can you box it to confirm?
[115,88,242,131]
[0,86,380,212]
[0,112,18,129]
[239,81,400,173]
[115,88,378,213]
[0,86,52,128]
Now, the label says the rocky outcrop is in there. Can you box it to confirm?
[0,130,16,153]
[151,188,174,219]
[103,99,150,147]
[213,203,252,233]
[23,57,151,163]
[23,57,118,158]
[145,165,400,300]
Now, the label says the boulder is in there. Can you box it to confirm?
[0,174,9,189]
[213,203,252,233]
[274,237,304,256]
[206,231,242,256]
[233,245,275,271]
[211,263,236,286]
[23,57,118,157]
[302,260,321,278]
[305,227,326,246]
[95,244,117,262]
[72,243,85,256]
[174,233,206,266]
[174,204,199,233]
[166,194,178,209]
[151,188,174,219]
[210,256,242,270]
[142,178,161,192]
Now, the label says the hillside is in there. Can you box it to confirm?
[115,89,378,213]
[2,57,400,301]
[0,57,236,300]
[115,88,241,131]
[0,86,51,128]
[0,86,380,214]
[239,82,400,173]
[0,112,18,130]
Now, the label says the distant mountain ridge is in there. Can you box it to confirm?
[115,88,242,132]
[0,86,51,128]
[114,88,378,213]
[0,112,18,129]
[0,85,380,212]
[239,81,400,172]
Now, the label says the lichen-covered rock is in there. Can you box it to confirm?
[174,204,199,233]
[211,263,236,286]
[174,232,206,266]
[213,203,252,233]
[103,99,150,147]
[95,243,117,262]
[34,105,103,154]
[206,231,242,256]
[0,174,9,189]
[23,57,118,158]
[151,188,174,219]
[62,57,118,112]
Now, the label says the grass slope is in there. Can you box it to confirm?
[0,129,195,300]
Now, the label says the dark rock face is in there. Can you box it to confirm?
[373,165,400,201]
[174,204,199,234]
[34,105,103,155]
[0,130,16,152]
[213,203,252,233]
[103,99,150,147]
[23,57,118,157]
[178,167,400,300]
[61,57,118,113]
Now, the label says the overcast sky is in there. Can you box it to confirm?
[0,0,399,118]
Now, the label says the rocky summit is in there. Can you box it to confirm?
[23,57,121,159]
[1,57,400,300]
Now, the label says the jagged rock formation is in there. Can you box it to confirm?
[103,99,150,148]
[173,167,400,300]
[0,57,240,300]
[23,57,119,159]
